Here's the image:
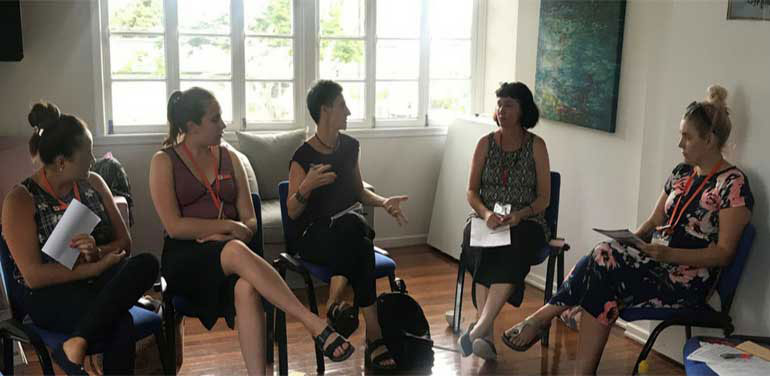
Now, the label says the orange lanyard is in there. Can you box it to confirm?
[181,143,222,211]
[667,160,723,230]
[40,168,81,211]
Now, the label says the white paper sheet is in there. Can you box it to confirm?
[41,199,101,270]
[687,342,770,376]
[470,218,511,247]
[593,228,646,248]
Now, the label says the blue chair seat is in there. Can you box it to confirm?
[26,306,162,354]
[683,336,718,375]
[300,248,396,282]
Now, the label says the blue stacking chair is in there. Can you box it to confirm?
[620,223,756,375]
[0,225,172,375]
[160,193,275,373]
[449,171,570,346]
[272,181,406,375]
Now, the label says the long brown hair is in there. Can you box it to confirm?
[28,101,88,164]
[163,87,215,147]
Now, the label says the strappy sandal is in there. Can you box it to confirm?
[365,338,398,373]
[314,326,355,362]
[326,301,359,338]
[51,344,88,376]
[501,317,545,352]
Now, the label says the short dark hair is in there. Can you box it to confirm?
[27,101,89,165]
[164,87,216,147]
[495,82,540,129]
[306,80,343,125]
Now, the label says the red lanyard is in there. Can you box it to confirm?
[667,160,723,230]
[181,143,222,211]
[39,168,81,211]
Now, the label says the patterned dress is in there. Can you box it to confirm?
[461,131,549,307]
[553,163,754,326]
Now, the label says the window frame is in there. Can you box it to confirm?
[95,0,485,136]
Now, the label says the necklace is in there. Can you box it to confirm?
[315,133,339,151]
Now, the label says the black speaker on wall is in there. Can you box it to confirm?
[0,0,24,62]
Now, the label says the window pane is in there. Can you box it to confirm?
[376,81,419,120]
[429,0,472,39]
[110,35,165,79]
[430,79,470,121]
[245,37,293,80]
[430,40,471,79]
[179,36,231,79]
[339,82,365,121]
[111,81,166,125]
[319,39,365,80]
[377,0,420,38]
[376,40,419,80]
[180,81,233,122]
[245,0,292,35]
[246,82,294,122]
[109,0,163,32]
[319,0,364,37]
[178,0,230,34]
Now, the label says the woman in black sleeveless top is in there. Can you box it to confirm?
[287,80,409,371]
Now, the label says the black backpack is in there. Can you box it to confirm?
[377,292,435,372]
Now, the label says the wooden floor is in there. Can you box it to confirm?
[17,245,685,375]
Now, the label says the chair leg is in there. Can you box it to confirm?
[631,321,675,375]
[303,274,325,375]
[452,260,466,334]
[31,340,54,375]
[2,337,14,376]
[274,263,289,376]
[153,329,174,376]
[265,300,275,365]
[388,273,398,292]
[542,255,557,347]
[163,301,178,375]
[557,251,565,288]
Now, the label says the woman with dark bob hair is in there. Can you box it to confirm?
[149,87,353,376]
[457,82,551,360]
[2,102,159,375]
[501,85,753,375]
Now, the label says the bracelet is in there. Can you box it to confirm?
[294,191,308,205]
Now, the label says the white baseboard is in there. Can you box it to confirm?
[624,322,652,344]
[374,234,428,249]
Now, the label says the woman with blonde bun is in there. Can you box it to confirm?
[500,85,753,375]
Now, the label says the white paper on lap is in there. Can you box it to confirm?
[470,217,511,247]
[41,199,101,270]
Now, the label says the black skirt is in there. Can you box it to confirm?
[162,237,238,330]
[461,219,546,307]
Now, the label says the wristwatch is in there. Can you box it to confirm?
[294,191,308,205]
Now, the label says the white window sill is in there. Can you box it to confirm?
[93,126,448,147]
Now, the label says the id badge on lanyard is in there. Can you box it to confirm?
[652,225,671,246]
[493,202,511,216]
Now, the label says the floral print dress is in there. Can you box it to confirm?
[551,163,754,326]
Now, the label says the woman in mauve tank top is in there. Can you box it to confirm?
[149,87,354,375]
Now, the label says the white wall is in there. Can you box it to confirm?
[502,0,770,363]
[0,1,446,255]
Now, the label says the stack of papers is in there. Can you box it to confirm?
[687,341,770,375]
[469,218,511,247]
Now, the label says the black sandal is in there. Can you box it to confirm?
[327,301,359,338]
[314,325,355,362]
[51,344,88,376]
[365,338,397,372]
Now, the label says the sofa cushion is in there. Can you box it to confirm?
[222,141,259,195]
[261,199,285,244]
[236,129,305,200]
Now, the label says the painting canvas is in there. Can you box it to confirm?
[727,0,770,21]
[534,0,626,133]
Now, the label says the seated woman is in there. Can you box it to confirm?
[287,80,409,371]
[149,87,354,376]
[1,102,159,375]
[501,85,753,374]
[457,82,551,360]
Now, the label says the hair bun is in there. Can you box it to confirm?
[28,101,61,130]
[706,85,728,108]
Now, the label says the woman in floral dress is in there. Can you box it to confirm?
[501,85,753,375]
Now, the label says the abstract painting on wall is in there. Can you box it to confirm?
[534,0,626,133]
[728,0,770,21]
